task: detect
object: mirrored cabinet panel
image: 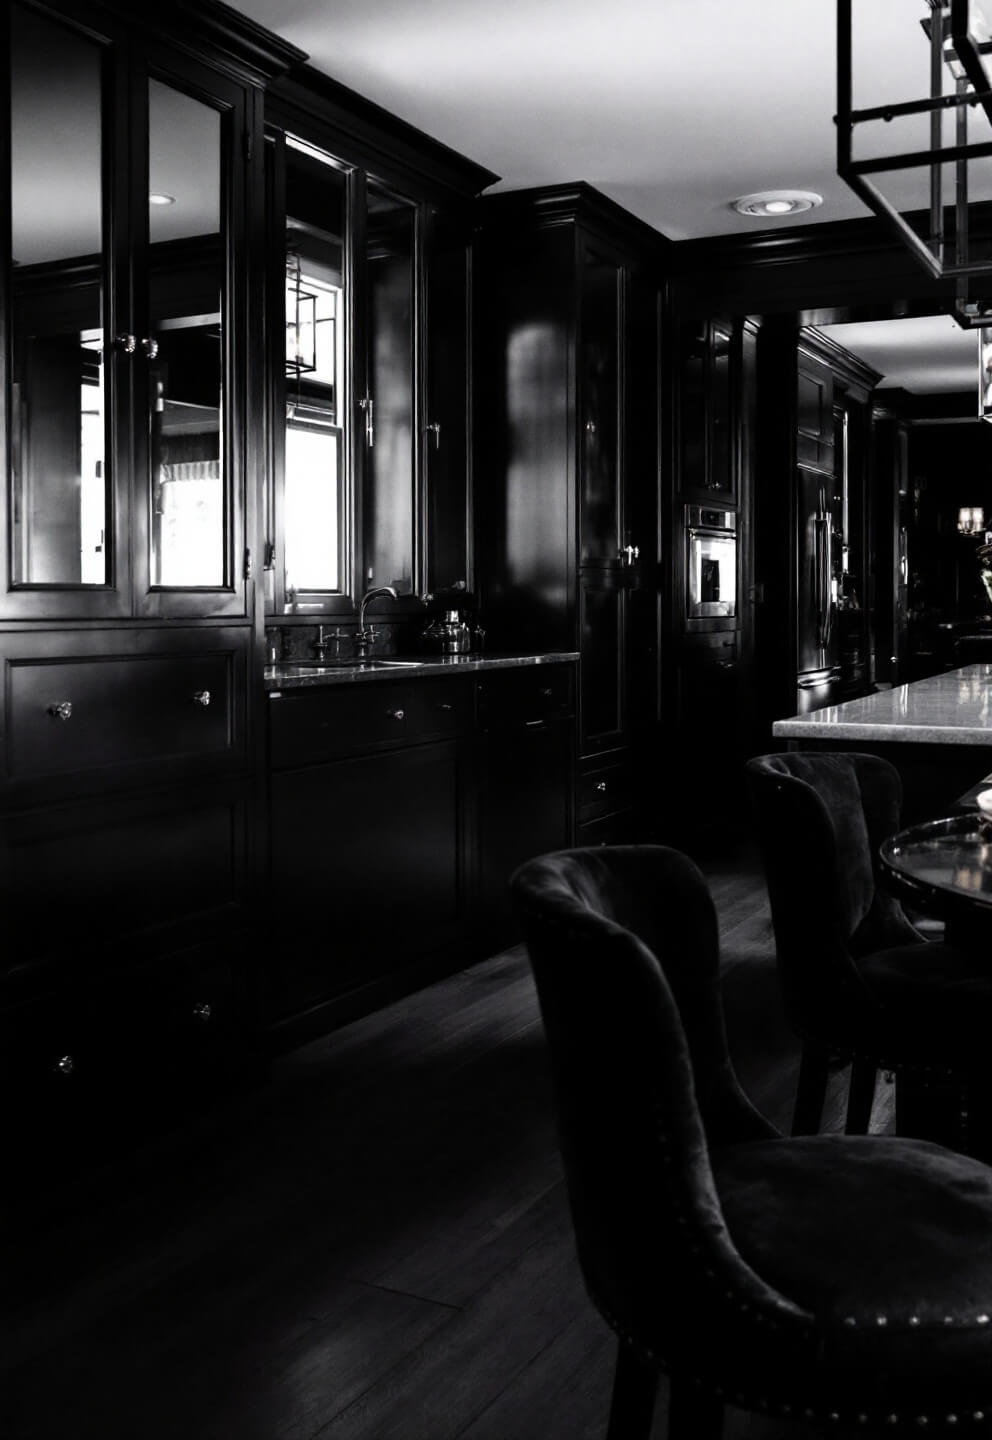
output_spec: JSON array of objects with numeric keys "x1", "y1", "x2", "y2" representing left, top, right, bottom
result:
[
  {"x1": 363, "y1": 184, "x2": 416, "y2": 596},
  {"x1": 135, "y1": 56, "x2": 246, "y2": 617},
  {"x1": 147, "y1": 80, "x2": 225, "y2": 591},
  {"x1": 275, "y1": 137, "x2": 349, "y2": 611},
  {"x1": 8, "y1": 4, "x2": 117, "y2": 608},
  {"x1": 4, "y1": 2, "x2": 250, "y2": 619}
]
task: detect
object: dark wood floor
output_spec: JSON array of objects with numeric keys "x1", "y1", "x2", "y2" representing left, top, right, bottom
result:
[{"x1": 2, "y1": 846, "x2": 892, "y2": 1440}]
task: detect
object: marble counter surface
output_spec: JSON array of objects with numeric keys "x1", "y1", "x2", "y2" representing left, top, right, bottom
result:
[
  {"x1": 772, "y1": 665, "x2": 992, "y2": 745},
  {"x1": 264, "y1": 650, "x2": 579, "y2": 691}
]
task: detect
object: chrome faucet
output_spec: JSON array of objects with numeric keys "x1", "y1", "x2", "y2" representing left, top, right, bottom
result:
[{"x1": 356, "y1": 585, "x2": 398, "y2": 656}]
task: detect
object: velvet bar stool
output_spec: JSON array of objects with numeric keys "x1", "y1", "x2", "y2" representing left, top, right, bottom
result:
[
  {"x1": 512, "y1": 844, "x2": 992, "y2": 1440},
  {"x1": 746, "y1": 750, "x2": 992, "y2": 1152}
]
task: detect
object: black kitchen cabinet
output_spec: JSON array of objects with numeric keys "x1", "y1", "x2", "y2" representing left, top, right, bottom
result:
[
  {"x1": 266, "y1": 673, "x2": 473, "y2": 1044},
  {"x1": 265, "y1": 660, "x2": 576, "y2": 1041},
  {"x1": 262, "y1": 74, "x2": 495, "y2": 621},
  {"x1": 4, "y1": 0, "x2": 293, "y2": 623},
  {"x1": 0, "y1": 0, "x2": 298, "y2": 1144},
  {"x1": 475, "y1": 185, "x2": 663, "y2": 844},
  {"x1": 475, "y1": 663, "x2": 576, "y2": 944}
]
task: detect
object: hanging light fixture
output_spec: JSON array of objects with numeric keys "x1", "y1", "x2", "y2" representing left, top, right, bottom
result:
[
  {"x1": 837, "y1": 0, "x2": 992, "y2": 328},
  {"x1": 285, "y1": 251, "x2": 317, "y2": 377}
]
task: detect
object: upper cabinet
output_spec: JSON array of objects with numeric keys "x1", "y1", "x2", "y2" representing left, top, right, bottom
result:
[
  {"x1": 473, "y1": 185, "x2": 664, "y2": 836},
  {"x1": 678, "y1": 317, "x2": 738, "y2": 502},
  {"x1": 263, "y1": 74, "x2": 496, "y2": 618},
  {"x1": 3, "y1": 0, "x2": 300, "y2": 621}
]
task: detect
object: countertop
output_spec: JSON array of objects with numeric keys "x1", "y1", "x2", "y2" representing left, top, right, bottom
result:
[
  {"x1": 772, "y1": 665, "x2": 992, "y2": 745},
  {"x1": 264, "y1": 650, "x2": 580, "y2": 692}
]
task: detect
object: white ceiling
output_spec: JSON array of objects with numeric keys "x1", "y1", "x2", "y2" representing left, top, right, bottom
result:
[
  {"x1": 229, "y1": 0, "x2": 982, "y2": 242},
  {"x1": 224, "y1": 0, "x2": 992, "y2": 398},
  {"x1": 817, "y1": 315, "x2": 982, "y2": 393}
]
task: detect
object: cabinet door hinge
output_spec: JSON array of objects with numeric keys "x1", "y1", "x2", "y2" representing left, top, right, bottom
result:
[{"x1": 244, "y1": 547, "x2": 253, "y2": 580}]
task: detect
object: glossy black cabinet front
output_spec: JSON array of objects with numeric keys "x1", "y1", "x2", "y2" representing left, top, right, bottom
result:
[
  {"x1": 265, "y1": 663, "x2": 575, "y2": 1047},
  {"x1": 474, "y1": 186, "x2": 663, "y2": 845}
]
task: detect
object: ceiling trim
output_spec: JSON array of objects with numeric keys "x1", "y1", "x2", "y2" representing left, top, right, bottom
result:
[
  {"x1": 475, "y1": 182, "x2": 672, "y2": 255},
  {"x1": 269, "y1": 63, "x2": 500, "y2": 202}
]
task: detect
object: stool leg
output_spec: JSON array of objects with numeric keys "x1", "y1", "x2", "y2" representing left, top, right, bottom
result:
[
  {"x1": 792, "y1": 1044, "x2": 829, "y2": 1135},
  {"x1": 845, "y1": 1060, "x2": 877, "y2": 1134},
  {"x1": 606, "y1": 1342, "x2": 660, "y2": 1440}
]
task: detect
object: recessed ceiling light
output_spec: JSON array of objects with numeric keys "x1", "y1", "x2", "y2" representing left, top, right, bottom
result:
[
  {"x1": 731, "y1": 190, "x2": 823, "y2": 218},
  {"x1": 149, "y1": 192, "x2": 176, "y2": 206}
]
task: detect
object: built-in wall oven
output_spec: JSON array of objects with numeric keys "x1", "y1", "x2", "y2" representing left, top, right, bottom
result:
[{"x1": 686, "y1": 505, "x2": 737, "y2": 625}]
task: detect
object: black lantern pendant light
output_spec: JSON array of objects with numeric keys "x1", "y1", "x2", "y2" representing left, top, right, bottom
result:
[
  {"x1": 285, "y1": 251, "x2": 317, "y2": 377},
  {"x1": 837, "y1": 0, "x2": 992, "y2": 329}
]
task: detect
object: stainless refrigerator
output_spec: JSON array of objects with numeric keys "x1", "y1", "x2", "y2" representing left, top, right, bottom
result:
[{"x1": 795, "y1": 466, "x2": 842, "y2": 713}]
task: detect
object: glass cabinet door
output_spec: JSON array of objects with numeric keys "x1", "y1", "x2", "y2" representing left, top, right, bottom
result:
[
  {"x1": 271, "y1": 136, "x2": 350, "y2": 615},
  {"x1": 135, "y1": 60, "x2": 247, "y2": 617},
  {"x1": 424, "y1": 211, "x2": 471, "y2": 595},
  {"x1": 579, "y1": 246, "x2": 622, "y2": 566},
  {"x1": 5, "y1": 2, "x2": 125, "y2": 617},
  {"x1": 363, "y1": 183, "x2": 416, "y2": 596}
]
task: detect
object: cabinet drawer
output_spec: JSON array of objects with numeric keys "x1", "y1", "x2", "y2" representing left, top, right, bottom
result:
[
  {"x1": 578, "y1": 809, "x2": 635, "y2": 847},
  {"x1": 476, "y1": 663, "x2": 575, "y2": 731},
  {"x1": 269, "y1": 675, "x2": 471, "y2": 768},
  {"x1": 579, "y1": 760, "x2": 633, "y2": 823},
  {"x1": 0, "y1": 778, "x2": 250, "y2": 965},
  {"x1": 0, "y1": 630, "x2": 248, "y2": 799}
]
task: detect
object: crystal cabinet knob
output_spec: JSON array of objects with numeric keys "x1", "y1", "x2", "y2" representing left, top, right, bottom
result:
[
  {"x1": 55, "y1": 1054, "x2": 75, "y2": 1076},
  {"x1": 192, "y1": 690, "x2": 211, "y2": 707},
  {"x1": 192, "y1": 1002, "x2": 212, "y2": 1024},
  {"x1": 48, "y1": 701, "x2": 73, "y2": 721}
]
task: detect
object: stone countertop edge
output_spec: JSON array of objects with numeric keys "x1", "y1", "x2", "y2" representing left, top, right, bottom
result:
[
  {"x1": 771, "y1": 664, "x2": 992, "y2": 746},
  {"x1": 264, "y1": 651, "x2": 580, "y2": 692}
]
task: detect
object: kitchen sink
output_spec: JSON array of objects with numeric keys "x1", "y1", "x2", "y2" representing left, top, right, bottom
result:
[{"x1": 267, "y1": 659, "x2": 425, "y2": 677}]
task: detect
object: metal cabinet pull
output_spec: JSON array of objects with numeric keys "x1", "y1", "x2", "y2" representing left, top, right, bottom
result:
[
  {"x1": 387, "y1": 708, "x2": 405, "y2": 721},
  {"x1": 359, "y1": 394, "x2": 375, "y2": 447},
  {"x1": 142, "y1": 337, "x2": 159, "y2": 360},
  {"x1": 438, "y1": 702, "x2": 453, "y2": 711},
  {"x1": 55, "y1": 1054, "x2": 75, "y2": 1077},
  {"x1": 621, "y1": 543, "x2": 640, "y2": 566},
  {"x1": 192, "y1": 690, "x2": 211, "y2": 707},
  {"x1": 48, "y1": 701, "x2": 73, "y2": 721},
  {"x1": 426, "y1": 421, "x2": 441, "y2": 450}
]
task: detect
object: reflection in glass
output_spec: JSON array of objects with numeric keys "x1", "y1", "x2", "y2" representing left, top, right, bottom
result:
[
  {"x1": 580, "y1": 248, "x2": 620, "y2": 562},
  {"x1": 365, "y1": 184, "x2": 415, "y2": 595},
  {"x1": 148, "y1": 80, "x2": 224, "y2": 588},
  {"x1": 282, "y1": 140, "x2": 346, "y2": 602},
  {"x1": 9, "y1": 5, "x2": 108, "y2": 586}
]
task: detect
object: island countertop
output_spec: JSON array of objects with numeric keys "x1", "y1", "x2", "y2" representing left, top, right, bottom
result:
[{"x1": 772, "y1": 665, "x2": 992, "y2": 746}]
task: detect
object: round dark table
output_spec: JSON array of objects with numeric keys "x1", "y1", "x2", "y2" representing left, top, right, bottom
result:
[{"x1": 880, "y1": 812, "x2": 992, "y2": 924}]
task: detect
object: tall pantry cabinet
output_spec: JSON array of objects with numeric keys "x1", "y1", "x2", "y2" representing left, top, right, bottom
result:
[
  {"x1": 1, "y1": 0, "x2": 301, "y2": 1151},
  {"x1": 474, "y1": 185, "x2": 664, "y2": 845}
]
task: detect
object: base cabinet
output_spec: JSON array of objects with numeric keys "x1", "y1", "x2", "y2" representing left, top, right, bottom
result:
[
  {"x1": 268, "y1": 739, "x2": 464, "y2": 1034},
  {"x1": 265, "y1": 661, "x2": 576, "y2": 1042}
]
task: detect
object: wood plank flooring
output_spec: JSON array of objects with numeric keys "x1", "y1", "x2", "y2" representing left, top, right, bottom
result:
[{"x1": 2, "y1": 847, "x2": 891, "y2": 1440}]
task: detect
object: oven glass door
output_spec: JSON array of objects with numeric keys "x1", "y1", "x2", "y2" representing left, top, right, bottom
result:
[{"x1": 688, "y1": 529, "x2": 737, "y2": 618}]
